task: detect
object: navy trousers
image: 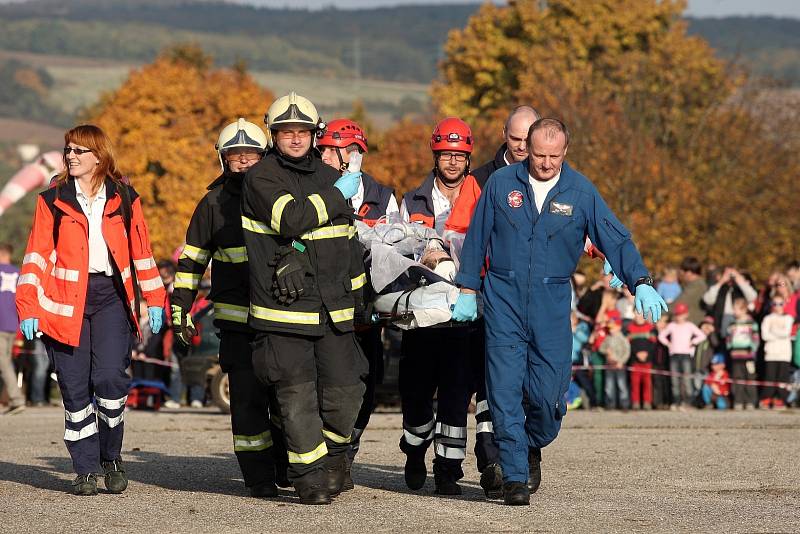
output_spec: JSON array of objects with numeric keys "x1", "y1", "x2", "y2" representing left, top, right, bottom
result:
[{"x1": 45, "y1": 273, "x2": 132, "y2": 475}]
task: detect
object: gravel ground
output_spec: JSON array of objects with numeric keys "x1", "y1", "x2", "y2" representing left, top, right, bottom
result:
[{"x1": 0, "y1": 406, "x2": 798, "y2": 533}]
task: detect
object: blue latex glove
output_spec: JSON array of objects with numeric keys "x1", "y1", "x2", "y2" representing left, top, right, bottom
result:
[
  {"x1": 603, "y1": 259, "x2": 624, "y2": 289},
  {"x1": 333, "y1": 171, "x2": 362, "y2": 200},
  {"x1": 634, "y1": 285, "x2": 668, "y2": 323},
  {"x1": 20, "y1": 318, "x2": 38, "y2": 341},
  {"x1": 148, "y1": 306, "x2": 164, "y2": 335},
  {"x1": 451, "y1": 292, "x2": 478, "y2": 322}
]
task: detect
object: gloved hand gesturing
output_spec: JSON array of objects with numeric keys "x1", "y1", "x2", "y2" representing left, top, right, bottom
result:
[
  {"x1": 20, "y1": 318, "x2": 38, "y2": 341},
  {"x1": 634, "y1": 285, "x2": 668, "y2": 323},
  {"x1": 149, "y1": 306, "x2": 164, "y2": 335},
  {"x1": 603, "y1": 259, "x2": 624, "y2": 289},
  {"x1": 451, "y1": 291, "x2": 478, "y2": 322},
  {"x1": 170, "y1": 305, "x2": 196, "y2": 345},
  {"x1": 333, "y1": 171, "x2": 362, "y2": 200},
  {"x1": 269, "y1": 245, "x2": 312, "y2": 305}
]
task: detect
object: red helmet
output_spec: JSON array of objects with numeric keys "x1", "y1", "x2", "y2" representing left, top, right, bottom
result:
[
  {"x1": 317, "y1": 119, "x2": 368, "y2": 153},
  {"x1": 430, "y1": 117, "x2": 473, "y2": 153}
]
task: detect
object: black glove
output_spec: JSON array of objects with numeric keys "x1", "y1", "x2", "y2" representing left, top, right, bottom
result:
[
  {"x1": 171, "y1": 304, "x2": 197, "y2": 346},
  {"x1": 269, "y1": 245, "x2": 312, "y2": 305}
]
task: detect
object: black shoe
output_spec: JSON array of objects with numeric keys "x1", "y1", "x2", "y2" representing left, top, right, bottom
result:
[
  {"x1": 295, "y1": 484, "x2": 331, "y2": 505},
  {"x1": 275, "y1": 462, "x2": 291, "y2": 488},
  {"x1": 480, "y1": 463, "x2": 503, "y2": 498},
  {"x1": 434, "y1": 474, "x2": 462, "y2": 496},
  {"x1": 324, "y1": 454, "x2": 347, "y2": 496},
  {"x1": 249, "y1": 481, "x2": 279, "y2": 498},
  {"x1": 101, "y1": 459, "x2": 128, "y2": 494},
  {"x1": 404, "y1": 454, "x2": 427, "y2": 490},
  {"x1": 503, "y1": 482, "x2": 530, "y2": 506},
  {"x1": 528, "y1": 448, "x2": 542, "y2": 493},
  {"x1": 341, "y1": 455, "x2": 354, "y2": 492},
  {"x1": 72, "y1": 473, "x2": 98, "y2": 496}
]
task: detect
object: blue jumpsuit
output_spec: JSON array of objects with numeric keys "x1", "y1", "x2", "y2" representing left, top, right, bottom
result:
[{"x1": 455, "y1": 160, "x2": 649, "y2": 483}]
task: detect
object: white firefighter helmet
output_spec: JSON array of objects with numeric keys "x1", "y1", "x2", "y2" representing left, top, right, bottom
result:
[
  {"x1": 265, "y1": 91, "x2": 321, "y2": 131},
  {"x1": 215, "y1": 118, "x2": 270, "y2": 171}
]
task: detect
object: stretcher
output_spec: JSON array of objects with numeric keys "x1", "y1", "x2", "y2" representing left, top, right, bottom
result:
[{"x1": 354, "y1": 218, "x2": 474, "y2": 329}]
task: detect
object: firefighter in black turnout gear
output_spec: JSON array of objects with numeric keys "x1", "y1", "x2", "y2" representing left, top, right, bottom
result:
[
  {"x1": 171, "y1": 118, "x2": 288, "y2": 498},
  {"x1": 317, "y1": 118, "x2": 399, "y2": 491},
  {"x1": 241, "y1": 92, "x2": 368, "y2": 505}
]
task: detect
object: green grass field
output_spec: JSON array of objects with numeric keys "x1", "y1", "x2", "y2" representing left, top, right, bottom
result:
[{"x1": 5, "y1": 51, "x2": 430, "y2": 127}]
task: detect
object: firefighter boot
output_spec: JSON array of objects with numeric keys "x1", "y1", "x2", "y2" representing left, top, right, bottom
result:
[
  {"x1": 480, "y1": 463, "x2": 503, "y2": 499},
  {"x1": 294, "y1": 473, "x2": 331, "y2": 505},
  {"x1": 72, "y1": 474, "x2": 98, "y2": 496},
  {"x1": 101, "y1": 459, "x2": 128, "y2": 494},
  {"x1": 528, "y1": 448, "x2": 542, "y2": 493},
  {"x1": 434, "y1": 473, "x2": 462, "y2": 496},
  {"x1": 341, "y1": 452, "x2": 354, "y2": 492},
  {"x1": 503, "y1": 482, "x2": 530, "y2": 506},
  {"x1": 250, "y1": 481, "x2": 279, "y2": 498},
  {"x1": 404, "y1": 452, "x2": 427, "y2": 490},
  {"x1": 324, "y1": 454, "x2": 347, "y2": 496}
]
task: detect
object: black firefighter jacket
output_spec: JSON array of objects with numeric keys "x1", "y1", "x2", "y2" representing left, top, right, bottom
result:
[
  {"x1": 241, "y1": 149, "x2": 366, "y2": 336},
  {"x1": 172, "y1": 170, "x2": 253, "y2": 333}
]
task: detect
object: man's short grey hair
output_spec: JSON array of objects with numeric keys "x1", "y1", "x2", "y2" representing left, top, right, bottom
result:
[
  {"x1": 504, "y1": 105, "x2": 541, "y2": 131},
  {"x1": 527, "y1": 118, "x2": 570, "y2": 148}
]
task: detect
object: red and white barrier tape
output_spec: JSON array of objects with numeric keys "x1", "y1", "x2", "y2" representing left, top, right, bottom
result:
[{"x1": 572, "y1": 364, "x2": 798, "y2": 390}]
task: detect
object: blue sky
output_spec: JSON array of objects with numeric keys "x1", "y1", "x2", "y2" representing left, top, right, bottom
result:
[{"x1": 236, "y1": 0, "x2": 800, "y2": 18}]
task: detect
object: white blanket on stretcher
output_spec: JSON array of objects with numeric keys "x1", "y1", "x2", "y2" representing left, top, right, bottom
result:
[{"x1": 373, "y1": 281, "x2": 460, "y2": 330}]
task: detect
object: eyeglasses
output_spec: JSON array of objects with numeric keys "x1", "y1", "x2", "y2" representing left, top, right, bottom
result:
[
  {"x1": 772, "y1": 301, "x2": 785, "y2": 307},
  {"x1": 437, "y1": 152, "x2": 468, "y2": 162},
  {"x1": 224, "y1": 152, "x2": 261, "y2": 162},
  {"x1": 63, "y1": 146, "x2": 93, "y2": 156},
  {"x1": 276, "y1": 130, "x2": 312, "y2": 140}
]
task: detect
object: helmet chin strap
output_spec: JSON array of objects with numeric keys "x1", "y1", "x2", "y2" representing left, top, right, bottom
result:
[{"x1": 336, "y1": 147, "x2": 347, "y2": 173}]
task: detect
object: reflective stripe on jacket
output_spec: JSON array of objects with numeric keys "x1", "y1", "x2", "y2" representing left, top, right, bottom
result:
[
  {"x1": 171, "y1": 171, "x2": 253, "y2": 333},
  {"x1": 241, "y1": 149, "x2": 365, "y2": 336},
  {"x1": 16, "y1": 178, "x2": 166, "y2": 347}
]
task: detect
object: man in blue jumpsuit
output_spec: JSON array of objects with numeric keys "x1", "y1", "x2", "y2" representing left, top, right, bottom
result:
[{"x1": 452, "y1": 118, "x2": 666, "y2": 505}]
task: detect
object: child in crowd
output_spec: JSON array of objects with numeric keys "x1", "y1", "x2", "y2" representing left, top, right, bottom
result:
[
  {"x1": 570, "y1": 311, "x2": 595, "y2": 408},
  {"x1": 652, "y1": 314, "x2": 671, "y2": 408},
  {"x1": 600, "y1": 310, "x2": 630, "y2": 410},
  {"x1": 692, "y1": 316, "x2": 718, "y2": 401},
  {"x1": 726, "y1": 297, "x2": 760, "y2": 409},
  {"x1": 759, "y1": 296, "x2": 794, "y2": 409},
  {"x1": 627, "y1": 312, "x2": 658, "y2": 409},
  {"x1": 658, "y1": 302, "x2": 707, "y2": 409},
  {"x1": 656, "y1": 266, "x2": 682, "y2": 304},
  {"x1": 702, "y1": 354, "x2": 730, "y2": 409}
]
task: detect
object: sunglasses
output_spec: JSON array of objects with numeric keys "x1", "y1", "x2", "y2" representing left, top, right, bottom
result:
[{"x1": 63, "y1": 146, "x2": 93, "y2": 156}]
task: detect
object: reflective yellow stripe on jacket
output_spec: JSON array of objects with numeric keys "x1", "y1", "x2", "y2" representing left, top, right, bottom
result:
[{"x1": 214, "y1": 302, "x2": 249, "y2": 324}]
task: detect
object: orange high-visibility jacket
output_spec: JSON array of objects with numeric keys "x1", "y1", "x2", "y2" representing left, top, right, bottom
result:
[{"x1": 16, "y1": 178, "x2": 166, "y2": 347}]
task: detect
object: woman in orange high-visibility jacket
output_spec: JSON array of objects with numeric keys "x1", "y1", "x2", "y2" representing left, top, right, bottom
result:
[{"x1": 16, "y1": 124, "x2": 166, "y2": 496}]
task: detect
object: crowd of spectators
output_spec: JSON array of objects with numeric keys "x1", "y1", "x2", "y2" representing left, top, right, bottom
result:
[
  {"x1": 3, "y1": 246, "x2": 799, "y2": 413},
  {"x1": 568, "y1": 257, "x2": 800, "y2": 411}
]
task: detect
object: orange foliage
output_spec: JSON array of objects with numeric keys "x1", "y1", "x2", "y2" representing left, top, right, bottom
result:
[{"x1": 90, "y1": 45, "x2": 273, "y2": 259}]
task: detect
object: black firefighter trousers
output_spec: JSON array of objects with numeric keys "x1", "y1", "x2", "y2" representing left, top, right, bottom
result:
[
  {"x1": 399, "y1": 326, "x2": 474, "y2": 481},
  {"x1": 252, "y1": 323, "x2": 367, "y2": 487},
  {"x1": 219, "y1": 330, "x2": 287, "y2": 488}
]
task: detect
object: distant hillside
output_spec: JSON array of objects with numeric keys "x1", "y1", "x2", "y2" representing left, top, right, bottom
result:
[
  {"x1": 1, "y1": 1, "x2": 800, "y2": 95},
  {"x1": 687, "y1": 16, "x2": 800, "y2": 85},
  {"x1": 0, "y1": 0, "x2": 477, "y2": 83}
]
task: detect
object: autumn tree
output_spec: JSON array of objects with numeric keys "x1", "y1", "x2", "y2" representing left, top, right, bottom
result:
[
  {"x1": 90, "y1": 44, "x2": 273, "y2": 259},
  {"x1": 433, "y1": 0, "x2": 800, "y2": 276},
  {"x1": 367, "y1": 118, "x2": 435, "y2": 200}
]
